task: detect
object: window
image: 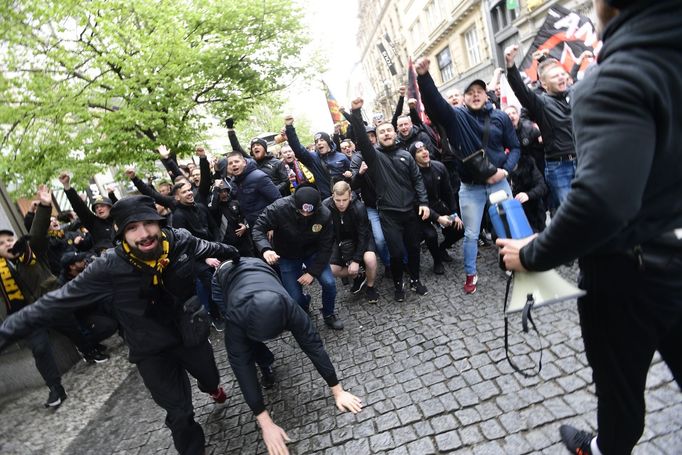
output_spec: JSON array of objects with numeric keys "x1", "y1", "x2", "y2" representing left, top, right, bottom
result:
[
  {"x1": 437, "y1": 46, "x2": 454, "y2": 82},
  {"x1": 490, "y1": 1, "x2": 518, "y2": 34},
  {"x1": 426, "y1": 1, "x2": 437, "y2": 30},
  {"x1": 464, "y1": 27, "x2": 482, "y2": 66}
]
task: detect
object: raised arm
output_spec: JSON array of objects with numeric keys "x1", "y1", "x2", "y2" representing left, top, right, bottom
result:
[
  {"x1": 391, "y1": 86, "x2": 406, "y2": 129},
  {"x1": 348, "y1": 98, "x2": 378, "y2": 168},
  {"x1": 504, "y1": 45, "x2": 545, "y2": 120},
  {"x1": 284, "y1": 115, "x2": 315, "y2": 168},
  {"x1": 59, "y1": 173, "x2": 97, "y2": 230}
]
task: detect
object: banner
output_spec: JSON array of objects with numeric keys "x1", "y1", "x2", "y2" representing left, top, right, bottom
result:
[
  {"x1": 321, "y1": 80, "x2": 346, "y2": 133},
  {"x1": 377, "y1": 42, "x2": 397, "y2": 76},
  {"x1": 519, "y1": 5, "x2": 601, "y2": 81}
]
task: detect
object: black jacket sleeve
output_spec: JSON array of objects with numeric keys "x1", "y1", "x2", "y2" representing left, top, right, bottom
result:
[
  {"x1": 64, "y1": 187, "x2": 97, "y2": 232},
  {"x1": 349, "y1": 108, "x2": 378, "y2": 169},
  {"x1": 161, "y1": 156, "x2": 183, "y2": 181},
  {"x1": 306, "y1": 220, "x2": 334, "y2": 277},
  {"x1": 285, "y1": 125, "x2": 315, "y2": 169},
  {"x1": 506, "y1": 64, "x2": 546, "y2": 124},
  {"x1": 287, "y1": 303, "x2": 338, "y2": 387},
  {"x1": 409, "y1": 159, "x2": 428, "y2": 206},
  {"x1": 352, "y1": 202, "x2": 370, "y2": 262},
  {"x1": 391, "y1": 96, "x2": 404, "y2": 129},
  {"x1": 225, "y1": 327, "x2": 267, "y2": 415},
  {"x1": 273, "y1": 161, "x2": 291, "y2": 196},
  {"x1": 132, "y1": 177, "x2": 176, "y2": 209},
  {"x1": 227, "y1": 129, "x2": 248, "y2": 157},
  {"x1": 251, "y1": 205, "x2": 277, "y2": 254}
]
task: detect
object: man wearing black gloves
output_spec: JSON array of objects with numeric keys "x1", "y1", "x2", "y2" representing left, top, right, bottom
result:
[
  {"x1": 252, "y1": 186, "x2": 343, "y2": 330},
  {"x1": 498, "y1": 1, "x2": 682, "y2": 454},
  {"x1": 212, "y1": 257, "x2": 361, "y2": 455},
  {"x1": 410, "y1": 142, "x2": 464, "y2": 275},
  {"x1": 346, "y1": 97, "x2": 431, "y2": 302},
  {"x1": 0, "y1": 196, "x2": 240, "y2": 455}
]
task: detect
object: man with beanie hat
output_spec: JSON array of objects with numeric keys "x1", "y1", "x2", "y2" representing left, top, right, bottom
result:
[
  {"x1": 498, "y1": 1, "x2": 682, "y2": 453},
  {"x1": 283, "y1": 116, "x2": 350, "y2": 199},
  {"x1": 252, "y1": 186, "x2": 344, "y2": 330},
  {"x1": 58, "y1": 173, "x2": 115, "y2": 253},
  {"x1": 0, "y1": 195, "x2": 241, "y2": 454},
  {"x1": 212, "y1": 257, "x2": 362, "y2": 454}
]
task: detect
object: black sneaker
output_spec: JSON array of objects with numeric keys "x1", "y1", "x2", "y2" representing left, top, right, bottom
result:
[
  {"x1": 383, "y1": 266, "x2": 392, "y2": 280},
  {"x1": 394, "y1": 281, "x2": 405, "y2": 302},
  {"x1": 433, "y1": 261, "x2": 445, "y2": 275},
  {"x1": 94, "y1": 343, "x2": 107, "y2": 354},
  {"x1": 559, "y1": 424, "x2": 594, "y2": 455},
  {"x1": 45, "y1": 384, "x2": 67, "y2": 408},
  {"x1": 365, "y1": 286, "x2": 379, "y2": 303},
  {"x1": 83, "y1": 349, "x2": 109, "y2": 364},
  {"x1": 350, "y1": 274, "x2": 367, "y2": 294},
  {"x1": 260, "y1": 365, "x2": 276, "y2": 389},
  {"x1": 410, "y1": 279, "x2": 428, "y2": 296},
  {"x1": 211, "y1": 319, "x2": 225, "y2": 332},
  {"x1": 323, "y1": 314, "x2": 344, "y2": 330}
]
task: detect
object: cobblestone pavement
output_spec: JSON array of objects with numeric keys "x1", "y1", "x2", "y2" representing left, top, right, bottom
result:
[{"x1": 1, "y1": 246, "x2": 680, "y2": 454}]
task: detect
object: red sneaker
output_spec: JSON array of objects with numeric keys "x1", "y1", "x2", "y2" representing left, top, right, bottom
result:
[
  {"x1": 209, "y1": 387, "x2": 227, "y2": 404},
  {"x1": 463, "y1": 274, "x2": 478, "y2": 294}
]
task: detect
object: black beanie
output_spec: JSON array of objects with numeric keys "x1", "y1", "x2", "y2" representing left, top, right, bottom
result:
[
  {"x1": 313, "y1": 132, "x2": 333, "y2": 149},
  {"x1": 293, "y1": 186, "x2": 320, "y2": 214},
  {"x1": 250, "y1": 138, "x2": 268, "y2": 153},
  {"x1": 408, "y1": 141, "x2": 427, "y2": 157}
]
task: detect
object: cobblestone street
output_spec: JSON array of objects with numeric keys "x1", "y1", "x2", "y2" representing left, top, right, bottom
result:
[{"x1": 1, "y1": 247, "x2": 680, "y2": 454}]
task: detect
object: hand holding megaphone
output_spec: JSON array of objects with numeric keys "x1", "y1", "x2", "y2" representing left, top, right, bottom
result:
[{"x1": 496, "y1": 235, "x2": 537, "y2": 272}]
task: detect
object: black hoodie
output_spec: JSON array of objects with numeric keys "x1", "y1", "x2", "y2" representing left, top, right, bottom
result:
[{"x1": 521, "y1": 0, "x2": 682, "y2": 270}]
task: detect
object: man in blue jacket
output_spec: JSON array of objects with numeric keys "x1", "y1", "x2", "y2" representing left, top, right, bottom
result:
[
  {"x1": 415, "y1": 61, "x2": 520, "y2": 295},
  {"x1": 227, "y1": 151, "x2": 281, "y2": 228}
]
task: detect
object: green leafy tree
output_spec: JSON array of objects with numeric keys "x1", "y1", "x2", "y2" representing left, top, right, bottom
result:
[{"x1": 0, "y1": 0, "x2": 309, "y2": 195}]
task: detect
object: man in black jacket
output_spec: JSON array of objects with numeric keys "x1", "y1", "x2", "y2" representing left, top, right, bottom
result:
[
  {"x1": 212, "y1": 257, "x2": 362, "y2": 455},
  {"x1": 505, "y1": 44, "x2": 577, "y2": 210},
  {"x1": 410, "y1": 142, "x2": 464, "y2": 275},
  {"x1": 0, "y1": 196, "x2": 240, "y2": 455},
  {"x1": 347, "y1": 98, "x2": 430, "y2": 302},
  {"x1": 252, "y1": 187, "x2": 343, "y2": 330},
  {"x1": 58, "y1": 173, "x2": 115, "y2": 254},
  {"x1": 498, "y1": 1, "x2": 682, "y2": 453},
  {"x1": 324, "y1": 181, "x2": 379, "y2": 303}
]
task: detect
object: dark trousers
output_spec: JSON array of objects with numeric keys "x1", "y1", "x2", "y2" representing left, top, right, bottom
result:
[
  {"x1": 380, "y1": 210, "x2": 422, "y2": 285},
  {"x1": 26, "y1": 328, "x2": 61, "y2": 388},
  {"x1": 578, "y1": 252, "x2": 682, "y2": 454},
  {"x1": 136, "y1": 340, "x2": 220, "y2": 455},
  {"x1": 421, "y1": 220, "x2": 463, "y2": 262}
]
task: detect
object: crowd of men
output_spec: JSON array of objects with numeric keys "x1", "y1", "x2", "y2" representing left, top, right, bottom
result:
[{"x1": 0, "y1": 1, "x2": 680, "y2": 454}]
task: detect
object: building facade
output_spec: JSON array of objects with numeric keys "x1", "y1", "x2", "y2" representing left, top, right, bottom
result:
[{"x1": 357, "y1": 0, "x2": 594, "y2": 114}]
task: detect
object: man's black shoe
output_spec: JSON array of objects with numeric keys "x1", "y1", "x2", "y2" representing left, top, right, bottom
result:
[
  {"x1": 83, "y1": 349, "x2": 109, "y2": 364},
  {"x1": 45, "y1": 384, "x2": 67, "y2": 408},
  {"x1": 410, "y1": 279, "x2": 428, "y2": 296},
  {"x1": 433, "y1": 261, "x2": 445, "y2": 275},
  {"x1": 211, "y1": 319, "x2": 225, "y2": 332},
  {"x1": 394, "y1": 281, "x2": 405, "y2": 302},
  {"x1": 559, "y1": 424, "x2": 594, "y2": 454},
  {"x1": 323, "y1": 314, "x2": 344, "y2": 330},
  {"x1": 350, "y1": 273, "x2": 367, "y2": 294},
  {"x1": 365, "y1": 286, "x2": 379, "y2": 303},
  {"x1": 260, "y1": 365, "x2": 276, "y2": 389},
  {"x1": 94, "y1": 343, "x2": 107, "y2": 354}
]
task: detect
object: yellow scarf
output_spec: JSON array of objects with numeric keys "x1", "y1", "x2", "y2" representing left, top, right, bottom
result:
[
  {"x1": 121, "y1": 232, "x2": 170, "y2": 286},
  {"x1": 0, "y1": 251, "x2": 36, "y2": 311}
]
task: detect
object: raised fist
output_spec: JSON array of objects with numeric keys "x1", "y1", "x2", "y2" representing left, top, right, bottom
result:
[
  {"x1": 125, "y1": 167, "x2": 136, "y2": 179},
  {"x1": 407, "y1": 98, "x2": 417, "y2": 108},
  {"x1": 225, "y1": 117, "x2": 234, "y2": 129},
  {"x1": 195, "y1": 146, "x2": 206, "y2": 158},
  {"x1": 399, "y1": 85, "x2": 406, "y2": 97},
  {"x1": 284, "y1": 114, "x2": 294, "y2": 126},
  {"x1": 351, "y1": 97, "x2": 363, "y2": 110},
  {"x1": 414, "y1": 57, "x2": 430, "y2": 75},
  {"x1": 504, "y1": 45, "x2": 519, "y2": 67},
  {"x1": 58, "y1": 172, "x2": 71, "y2": 187}
]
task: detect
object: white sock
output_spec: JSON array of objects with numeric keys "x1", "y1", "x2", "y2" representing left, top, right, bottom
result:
[{"x1": 591, "y1": 437, "x2": 603, "y2": 455}]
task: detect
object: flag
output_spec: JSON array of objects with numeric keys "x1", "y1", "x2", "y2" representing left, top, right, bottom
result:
[
  {"x1": 322, "y1": 80, "x2": 346, "y2": 133},
  {"x1": 499, "y1": 74, "x2": 521, "y2": 111},
  {"x1": 506, "y1": 0, "x2": 519, "y2": 9},
  {"x1": 407, "y1": 58, "x2": 426, "y2": 123},
  {"x1": 519, "y1": 5, "x2": 601, "y2": 81}
]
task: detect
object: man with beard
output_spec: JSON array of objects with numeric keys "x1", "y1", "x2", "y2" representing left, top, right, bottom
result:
[
  {"x1": 58, "y1": 173, "x2": 115, "y2": 254},
  {"x1": 346, "y1": 98, "x2": 431, "y2": 302},
  {"x1": 0, "y1": 195, "x2": 240, "y2": 454},
  {"x1": 498, "y1": 0, "x2": 682, "y2": 453}
]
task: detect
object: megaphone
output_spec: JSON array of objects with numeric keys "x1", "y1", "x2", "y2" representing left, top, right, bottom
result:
[
  {"x1": 488, "y1": 190, "x2": 585, "y2": 314},
  {"x1": 488, "y1": 190, "x2": 585, "y2": 376}
]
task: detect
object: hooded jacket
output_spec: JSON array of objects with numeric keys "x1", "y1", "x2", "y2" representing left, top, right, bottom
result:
[
  {"x1": 252, "y1": 196, "x2": 334, "y2": 277},
  {"x1": 520, "y1": 0, "x2": 682, "y2": 270},
  {"x1": 285, "y1": 125, "x2": 350, "y2": 199},
  {"x1": 0, "y1": 228, "x2": 237, "y2": 362},
  {"x1": 230, "y1": 160, "x2": 281, "y2": 227},
  {"x1": 347, "y1": 110, "x2": 428, "y2": 213},
  {"x1": 322, "y1": 196, "x2": 372, "y2": 263},
  {"x1": 215, "y1": 257, "x2": 338, "y2": 415}
]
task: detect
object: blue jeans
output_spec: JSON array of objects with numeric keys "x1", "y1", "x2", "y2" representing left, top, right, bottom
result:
[
  {"x1": 367, "y1": 207, "x2": 390, "y2": 266},
  {"x1": 278, "y1": 254, "x2": 337, "y2": 317},
  {"x1": 459, "y1": 179, "x2": 512, "y2": 275},
  {"x1": 545, "y1": 159, "x2": 576, "y2": 208}
]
